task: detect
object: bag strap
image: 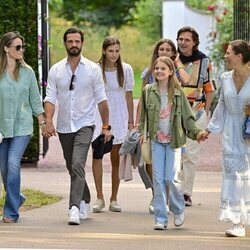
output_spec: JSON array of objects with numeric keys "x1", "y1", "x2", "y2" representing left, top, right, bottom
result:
[{"x1": 144, "y1": 86, "x2": 148, "y2": 138}]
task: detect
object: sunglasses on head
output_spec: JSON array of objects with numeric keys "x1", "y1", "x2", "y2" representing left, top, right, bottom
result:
[
  {"x1": 69, "y1": 74, "x2": 76, "y2": 90},
  {"x1": 8, "y1": 45, "x2": 26, "y2": 51}
]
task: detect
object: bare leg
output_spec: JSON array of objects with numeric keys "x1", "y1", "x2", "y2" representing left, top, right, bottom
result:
[
  {"x1": 92, "y1": 158, "x2": 104, "y2": 199},
  {"x1": 110, "y1": 144, "x2": 121, "y2": 201}
]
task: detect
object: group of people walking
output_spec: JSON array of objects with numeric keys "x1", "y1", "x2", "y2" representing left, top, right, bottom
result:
[{"x1": 0, "y1": 25, "x2": 249, "y2": 238}]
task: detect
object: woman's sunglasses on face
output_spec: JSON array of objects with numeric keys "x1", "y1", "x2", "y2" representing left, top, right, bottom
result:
[{"x1": 8, "y1": 45, "x2": 26, "y2": 51}]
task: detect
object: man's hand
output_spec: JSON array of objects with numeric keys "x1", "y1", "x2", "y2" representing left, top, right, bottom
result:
[
  {"x1": 102, "y1": 128, "x2": 113, "y2": 143},
  {"x1": 42, "y1": 121, "x2": 56, "y2": 138}
]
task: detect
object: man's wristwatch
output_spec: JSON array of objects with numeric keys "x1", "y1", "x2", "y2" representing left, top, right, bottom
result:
[
  {"x1": 39, "y1": 120, "x2": 46, "y2": 128},
  {"x1": 102, "y1": 124, "x2": 111, "y2": 131}
]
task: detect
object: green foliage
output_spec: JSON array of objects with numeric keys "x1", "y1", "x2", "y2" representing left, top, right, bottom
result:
[
  {"x1": 0, "y1": 188, "x2": 61, "y2": 215},
  {"x1": 186, "y1": 0, "x2": 216, "y2": 11},
  {"x1": 208, "y1": 1, "x2": 233, "y2": 68},
  {"x1": 132, "y1": 0, "x2": 162, "y2": 43},
  {"x1": 49, "y1": 15, "x2": 155, "y2": 99},
  {"x1": 58, "y1": 0, "x2": 140, "y2": 31},
  {"x1": 0, "y1": 1, "x2": 40, "y2": 162},
  {"x1": 186, "y1": 0, "x2": 233, "y2": 67}
]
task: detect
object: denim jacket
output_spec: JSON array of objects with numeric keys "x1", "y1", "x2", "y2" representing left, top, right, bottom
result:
[{"x1": 139, "y1": 83, "x2": 202, "y2": 148}]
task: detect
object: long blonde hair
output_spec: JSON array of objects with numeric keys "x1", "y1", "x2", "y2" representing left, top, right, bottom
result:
[
  {"x1": 153, "y1": 56, "x2": 181, "y2": 103},
  {"x1": 0, "y1": 31, "x2": 28, "y2": 80}
]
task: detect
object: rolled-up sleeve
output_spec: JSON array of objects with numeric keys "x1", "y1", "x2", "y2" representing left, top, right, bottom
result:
[{"x1": 93, "y1": 66, "x2": 107, "y2": 105}]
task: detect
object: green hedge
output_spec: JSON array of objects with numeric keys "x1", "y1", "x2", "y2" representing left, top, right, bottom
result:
[{"x1": 0, "y1": 1, "x2": 40, "y2": 163}]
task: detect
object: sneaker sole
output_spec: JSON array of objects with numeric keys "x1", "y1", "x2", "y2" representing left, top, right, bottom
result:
[
  {"x1": 154, "y1": 226, "x2": 167, "y2": 230},
  {"x1": 68, "y1": 219, "x2": 80, "y2": 225},
  {"x1": 92, "y1": 207, "x2": 105, "y2": 213},
  {"x1": 109, "y1": 207, "x2": 122, "y2": 212},
  {"x1": 174, "y1": 221, "x2": 184, "y2": 227},
  {"x1": 225, "y1": 231, "x2": 245, "y2": 237}
]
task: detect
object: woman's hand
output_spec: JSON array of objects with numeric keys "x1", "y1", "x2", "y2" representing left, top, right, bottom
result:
[{"x1": 244, "y1": 104, "x2": 250, "y2": 116}]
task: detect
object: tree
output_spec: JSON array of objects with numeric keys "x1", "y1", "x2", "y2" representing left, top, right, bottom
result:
[
  {"x1": 58, "y1": 0, "x2": 140, "y2": 30},
  {"x1": 0, "y1": 0, "x2": 40, "y2": 163},
  {"x1": 132, "y1": 0, "x2": 162, "y2": 43}
]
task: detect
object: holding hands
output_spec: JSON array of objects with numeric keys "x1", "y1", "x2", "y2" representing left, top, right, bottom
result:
[
  {"x1": 41, "y1": 121, "x2": 56, "y2": 138},
  {"x1": 197, "y1": 129, "x2": 210, "y2": 143}
]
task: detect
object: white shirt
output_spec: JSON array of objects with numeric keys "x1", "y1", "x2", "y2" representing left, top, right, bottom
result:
[{"x1": 44, "y1": 56, "x2": 107, "y2": 133}]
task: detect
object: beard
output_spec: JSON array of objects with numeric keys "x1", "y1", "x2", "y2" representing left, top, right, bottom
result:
[{"x1": 66, "y1": 46, "x2": 82, "y2": 57}]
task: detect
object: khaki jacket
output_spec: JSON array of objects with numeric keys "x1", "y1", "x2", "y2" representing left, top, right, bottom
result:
[{"x1": 139, "y1": 83, "x2": 202, "y2": 148}]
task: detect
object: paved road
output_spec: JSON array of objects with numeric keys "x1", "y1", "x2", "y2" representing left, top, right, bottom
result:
[
  {"x1": 1, "y1": 101, "x2": 249, "y2": 249},
  {"x1": 0, "y1": 169, "x2": 249, "y2": 250}
]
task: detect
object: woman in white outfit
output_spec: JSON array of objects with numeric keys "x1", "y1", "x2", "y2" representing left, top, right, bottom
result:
[
  {"x1": 202, "y1": 40, "x2": 250, "y2": 237},
  {"x1": 92, "y1": 36, "x2": 134, "y2": 212}
]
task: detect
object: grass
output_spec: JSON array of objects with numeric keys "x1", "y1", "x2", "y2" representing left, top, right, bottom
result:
[{"x1": 0, "y1": 188, "x2": 61, "y2": 216}]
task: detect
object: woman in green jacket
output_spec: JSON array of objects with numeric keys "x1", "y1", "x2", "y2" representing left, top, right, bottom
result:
[{"x1": 140, "y1": 56, "x2": 205, "y2": 230}]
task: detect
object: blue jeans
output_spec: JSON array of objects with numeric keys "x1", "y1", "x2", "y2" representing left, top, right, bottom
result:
[
  {"x1": 0, "y1": 135, "x2": 31, "y2": 221},
  {"x1": 151, "y1": 140, "x2": 185, "y2": 225}
]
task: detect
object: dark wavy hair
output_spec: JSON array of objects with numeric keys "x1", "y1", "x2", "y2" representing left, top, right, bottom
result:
[
  {"x1": 176, "y1": 26, "x2": 200, "y2": 51},
  {"x1": 230, "y1": 39, "x2": 250, "y2": 64}
]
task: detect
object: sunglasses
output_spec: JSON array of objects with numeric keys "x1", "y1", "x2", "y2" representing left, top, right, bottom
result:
[
  {"x1": 9, "y1": 45, "x2": 26, "y2": 51},
  {"x1": 69, "y1": 74, "x2": 76, "y2": 90}
]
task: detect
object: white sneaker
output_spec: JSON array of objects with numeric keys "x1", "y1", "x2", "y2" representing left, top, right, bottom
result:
[
  {"x1": 109, "y1": 201, "x2": 122, "y2": 212},
  {"x1": 149, "y1": 198, "x2": 154, "y2": 214},
  {"x1": 92, "y1": 198, "x2": 105, "y2": 213},
  {"x1": 79, "y1": 200, "x2": 91, "y2": 220},
  {"x1": 154, "y1": 222, "x2": 167, "y2": 230},
  {"x1": 68, "y1": 205, "x2": 80, "y2": 225},
  {"x1": 174, "y1": 212, "x2": 184, "y2": 227},
  {"x1": 225, "y1": 224, "x2": 245, "y2": 237}
]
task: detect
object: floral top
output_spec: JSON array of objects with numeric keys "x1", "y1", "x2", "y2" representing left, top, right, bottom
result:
[{"x1": 157, "y1": 92, "x2": 172, "y2": 143}]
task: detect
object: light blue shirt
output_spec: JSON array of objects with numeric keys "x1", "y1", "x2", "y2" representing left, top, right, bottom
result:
[{"x1": 0, "y1": 65, "x2": 44, "y2": 138}]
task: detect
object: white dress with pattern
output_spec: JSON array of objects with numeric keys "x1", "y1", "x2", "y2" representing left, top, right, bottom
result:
[
  {"x1": 207, "y1": 71, "x2": 250, "y2": 225},
  {"x1": 93, "y1": 62, "x2": 134, "y2": 144}
]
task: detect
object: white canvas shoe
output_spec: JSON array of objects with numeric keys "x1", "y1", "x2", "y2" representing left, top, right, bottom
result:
[
  {"x1": 92, "y1": 198, "x2": 105, "y2": 213},
  {"x1": 68, "y1": 205, "x2": 80, "y2": 225},
  {"x1": 174, "y1": 212, "x2": 184, "y2": 227},
  {"x1": 225, "y1": 224, "x2": 245, "y2": 237},
  {"x1": 154, "y1": 222, "x2": 167, "y2": 230},
  {"x1": 79, "y1": 200, "x2": 91, "y2": 220}
]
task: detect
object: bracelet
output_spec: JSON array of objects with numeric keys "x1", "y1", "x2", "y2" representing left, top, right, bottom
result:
[
  {"x1": 102, "y1": 124, "x2": 111, "y2": 130},
  {"x1": 128, "y1": 121, "x2": 134, "y2": 124},
  {"x1": 176, "y1": 65, "x2": 185, "y2": 72},
  {"x1": 39, "y1": 120, "x2": 46, "y2": 129}
]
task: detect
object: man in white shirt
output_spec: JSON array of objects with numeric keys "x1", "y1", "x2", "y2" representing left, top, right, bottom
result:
[{"x1": 43, "y1": 27, "x2": 112, "y2": 225}]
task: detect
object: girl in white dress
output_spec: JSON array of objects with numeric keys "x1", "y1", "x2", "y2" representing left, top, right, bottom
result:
[
  {"x1": 92, "y1": 36, "x2": 134, "y2": 212},
  {"x1": 203, "y1": 40, "x2": 250, "y2": 237}
]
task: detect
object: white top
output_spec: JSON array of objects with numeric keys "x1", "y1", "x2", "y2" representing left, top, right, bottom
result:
[
  {"x1": 207, "y1": 71, "x2": 250, "y2": 172},
  {"x1": 44, "y1": 56, "x2": 107, "y2": 133},
  {"x1": 93, "y1": 62, "x2": 134, "y2": 144}
]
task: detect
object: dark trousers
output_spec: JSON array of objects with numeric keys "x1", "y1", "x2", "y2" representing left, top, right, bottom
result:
[{"x1": 58, "y1": 126, "x2": 94, "y2": 209}]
